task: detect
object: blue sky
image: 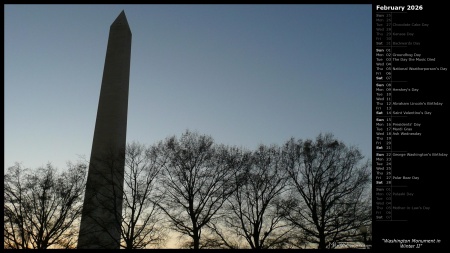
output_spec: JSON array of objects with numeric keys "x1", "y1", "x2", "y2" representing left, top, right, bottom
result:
[{"x1": 4, "y1": 4, "x2": 372, "y2": 171}]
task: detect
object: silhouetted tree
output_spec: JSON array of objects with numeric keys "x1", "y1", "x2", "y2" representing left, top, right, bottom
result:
[
  {"x1": 4, "y1": 162, "x2": 86, "y2": 249},
  {"x1": 153, "y1": 130, "x2": 241, "y2": 249},
  {"x1": 281, "y1": 133, "x2": 371, "y2": 249},
  {"x1": 76, "y1": 143, "x2": 168, "y2": 249},
  {"x1": 120, "y1": 142, "x2": 167, "y2": 249},
  {"x1": 210, "y1": 144, "x2": 294, "y2": 249}
]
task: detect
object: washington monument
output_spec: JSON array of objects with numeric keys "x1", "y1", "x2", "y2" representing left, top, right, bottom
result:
[{"x1": 78, "y1": 11, "x2": 131, "y2": 249}]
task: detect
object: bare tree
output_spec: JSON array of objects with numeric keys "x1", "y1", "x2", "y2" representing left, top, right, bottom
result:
[
  {"x1": 4, "y1": 162, "x2": 86, "y2": 249},
  {"x1": 120, "y1": 142, "x2": 167, "y2": 249},
  {"x1": 153, "y1": 130, "x2": 239, "y2": 249},
  {"x1": 210, "y1": 144, "x2": 293, "y2": 249},
  {"x1": 281, "y1": 133, "x2": 371, "y2": 249}
]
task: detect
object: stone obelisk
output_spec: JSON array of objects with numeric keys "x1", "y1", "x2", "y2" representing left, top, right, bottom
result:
[{"x1": 78, "y1": 10, "x2": 131, "y2": 249}]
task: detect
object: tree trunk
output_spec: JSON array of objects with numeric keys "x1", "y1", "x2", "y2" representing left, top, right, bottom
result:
[
  {"x1": 318, "y1": 229, "x2": 326, "y2": 249},
  {"x1": 193, "y1": 230, "x2": 200, "y2": 249},
  {"x1": 253, "y1": 223, "x2": 260, "y2": 249}
]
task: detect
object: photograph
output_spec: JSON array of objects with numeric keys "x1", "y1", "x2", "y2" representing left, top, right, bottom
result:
[{"x1": 4, "y1": 4, "x2": 372, "y2": 249}]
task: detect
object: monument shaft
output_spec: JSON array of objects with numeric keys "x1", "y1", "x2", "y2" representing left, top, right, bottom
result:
[{"x1": 78, "y1": 11, "x2": 131, "y2": 249}]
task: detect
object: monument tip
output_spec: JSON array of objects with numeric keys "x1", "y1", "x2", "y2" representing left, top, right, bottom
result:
[
  {"x1": 112, "y1": 10, "x2": 131, "y2": 31},
  {"x1": 116, "y1": 10, "x2": 127, "y2": 20}
]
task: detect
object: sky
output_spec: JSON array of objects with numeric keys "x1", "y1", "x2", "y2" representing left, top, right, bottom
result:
[{"x1": 4, "y1": 4, "x2": 372, "y2": 172}]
